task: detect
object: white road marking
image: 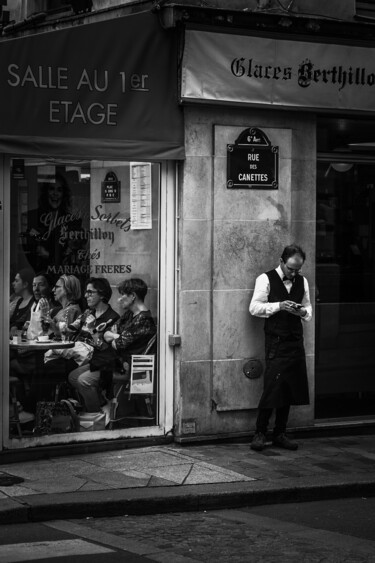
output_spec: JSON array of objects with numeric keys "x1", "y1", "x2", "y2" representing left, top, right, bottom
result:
[{"x1": 0, "y1": 538, "x2": 114, "y2": 562}]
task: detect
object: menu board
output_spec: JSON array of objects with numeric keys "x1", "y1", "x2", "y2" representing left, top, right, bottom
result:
[{"x1": 130, "y1": 163, "x2": 152, "y2": 230}]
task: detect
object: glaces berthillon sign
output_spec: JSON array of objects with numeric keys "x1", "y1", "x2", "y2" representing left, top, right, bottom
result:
[{"x1": 227, "y1": 128, "x2": 278, "y2": 190}]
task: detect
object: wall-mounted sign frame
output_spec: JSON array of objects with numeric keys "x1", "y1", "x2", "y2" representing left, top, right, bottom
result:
[
  {"x1": 227, "y1": 128, "x2": 279, "y2": 189},
  {"x1": 101, "y1": 171, "x2": 121, "y2": 202}
]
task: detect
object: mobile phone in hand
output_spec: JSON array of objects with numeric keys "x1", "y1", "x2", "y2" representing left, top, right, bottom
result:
[{"x1": 294, "y1": 303, "x2": 303, "y2": 309}]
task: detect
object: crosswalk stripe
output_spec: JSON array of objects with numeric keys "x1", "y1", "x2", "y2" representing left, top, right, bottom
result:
[{"x1": 0, "y1": 539, "x2": 114, "y2": 562}]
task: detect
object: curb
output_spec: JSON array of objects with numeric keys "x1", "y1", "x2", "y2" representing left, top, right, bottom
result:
[{"x1": 2, "y1": 476, "x2": 375, "y2": 525}]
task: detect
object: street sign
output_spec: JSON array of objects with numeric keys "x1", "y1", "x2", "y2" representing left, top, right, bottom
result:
[{"x1": 227, "y1": 127, "x2": 278, "y2": 189}]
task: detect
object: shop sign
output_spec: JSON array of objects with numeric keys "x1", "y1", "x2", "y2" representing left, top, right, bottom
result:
[
  {"x1": 0, "y1": 12, "x2": 184, "y2": 160},
  {"x1": 182, "y1": 29, "x2": 375, "y2": 112},
  {"x1": 227, "y1": 128, "x2": 278, "y2": 189}
]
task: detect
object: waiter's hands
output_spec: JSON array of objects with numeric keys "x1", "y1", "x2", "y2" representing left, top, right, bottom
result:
[{"x1": 280, "y1": 300, "x2": 306, "y2": 317}]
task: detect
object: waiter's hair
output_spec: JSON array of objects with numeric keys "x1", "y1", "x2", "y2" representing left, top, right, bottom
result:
[{"x1": 281, "y1": 244, "x2": 306, "y2": 262}]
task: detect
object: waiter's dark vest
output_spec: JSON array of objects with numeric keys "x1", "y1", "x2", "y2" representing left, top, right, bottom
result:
[{"x1": 264, "y1": 269, "x2": 305, "y2": 340}]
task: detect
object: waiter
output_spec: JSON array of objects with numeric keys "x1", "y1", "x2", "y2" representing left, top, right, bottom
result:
[{"x1": 249, "y1": 244, "x2": 312, "y2": 451}]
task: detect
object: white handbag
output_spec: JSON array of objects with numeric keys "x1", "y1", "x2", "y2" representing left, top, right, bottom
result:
[{"x1": 26, "y1": 302, "x2": 43, "y2": 340}]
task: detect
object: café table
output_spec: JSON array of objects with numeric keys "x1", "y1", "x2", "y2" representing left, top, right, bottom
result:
[
  {"x1": 9, "y1": 339, "x2": 75, "y2": 352},
  {"x1": 9, "y1": 339, "x2": 76, "y2": 427}
]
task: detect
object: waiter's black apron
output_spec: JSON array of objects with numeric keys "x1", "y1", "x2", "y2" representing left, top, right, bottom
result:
[{"x1": 258, "y1": 269, "x2": 310, "y2": 409}]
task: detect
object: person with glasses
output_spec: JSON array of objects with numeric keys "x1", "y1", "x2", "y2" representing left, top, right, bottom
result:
[
  {"x1": 14, "y1": 275, "x2": 82, "y2": 412},
  {"x1": 67, "y1": 277, "x2": 119, "y2": 412},
  {"x1": 44, "y1": 275, "x2": 82, "y2": 339},
  {"x1": 249, "y1": 244, "x2": 312, "y2": 452}
]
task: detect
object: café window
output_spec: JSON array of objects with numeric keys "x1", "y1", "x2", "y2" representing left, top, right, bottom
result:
[
  {"x1": 316, "y1": 116, "x2": 375, "y2": 419},
  {"x1": 8, "y1": 158, "x2": 160, "y2": 439}
]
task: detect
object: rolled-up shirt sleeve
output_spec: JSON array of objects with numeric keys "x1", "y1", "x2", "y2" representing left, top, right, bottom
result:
[
  {"x1": 249, "y1": 273, "x2": 281, "y2": 318},
  {"x1": 301, "y1": 278, "x2": 313, "y2": 322}
]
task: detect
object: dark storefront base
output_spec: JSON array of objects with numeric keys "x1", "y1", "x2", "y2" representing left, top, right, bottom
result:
[
  {"x1": 2, "y1": 420, "x2": 375, "y2": 464},
  {"x1": 0, "y1": 435, "x2": 174, "y2": 465}
]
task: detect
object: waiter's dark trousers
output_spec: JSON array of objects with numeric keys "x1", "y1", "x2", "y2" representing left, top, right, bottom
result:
[{"x1": 256, "y1": 405, "x2": 290, "y2": 436}]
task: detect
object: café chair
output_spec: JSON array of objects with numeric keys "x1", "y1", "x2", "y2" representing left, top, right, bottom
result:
[{"x1": 108, "y1": 334, "x2": 157, "y2": 429}]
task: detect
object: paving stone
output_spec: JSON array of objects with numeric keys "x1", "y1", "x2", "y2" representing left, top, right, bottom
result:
[
  {"x1": 145, "y1": 464, "x2": 193, "y2": 485},
  {"x1": 184, "y1": 465, "x2": 253, "y2": 485},
  {"x1": 79, "y1": 470, "x2": 150, "y2": 489},
  {"x1": 147, "y1": 476, "x2": 178, "y2": 487},
  {"x1": 21, "y1": 476, "x2": 87, "y2": 494}
]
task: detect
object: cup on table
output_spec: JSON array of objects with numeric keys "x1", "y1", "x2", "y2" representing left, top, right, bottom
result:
[
  {"x1": 37, "y1": 334, "x2": 49, "y2": 342},
  {"x1": 12, "y1": 330, "x2": 23, "y2": 345}
]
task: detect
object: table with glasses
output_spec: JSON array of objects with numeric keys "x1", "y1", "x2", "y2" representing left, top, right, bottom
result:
[
  {"x1": 9, "y1": 338, "x2": 76, "y2": 414},
  {"x1": 10, "y1": 339, "x2": 75, "y2": 353}
]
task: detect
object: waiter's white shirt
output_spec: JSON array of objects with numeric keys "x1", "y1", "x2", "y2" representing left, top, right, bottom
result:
[{"x1": 249, "y1": 265, "x2": 312, "y2": 321}]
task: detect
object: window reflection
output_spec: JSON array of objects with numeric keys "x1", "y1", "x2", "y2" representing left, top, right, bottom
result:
[
  {"x1": 316, "y1": 159, "x2": 375, "y2": 419},
  {"x1": 9, "y1": 159, "x2": 159, "y2": 437}
]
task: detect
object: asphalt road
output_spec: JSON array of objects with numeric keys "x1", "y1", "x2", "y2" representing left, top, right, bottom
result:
[
  {"x1": 0, "y1": 522, "x2": 152, "y2": 563},
  {"x1": 246, "y1": 497, "x2": 375, "y2": 542},
  {"x1": 0, "y1": 497, "x2": 374, "y2": 562}
]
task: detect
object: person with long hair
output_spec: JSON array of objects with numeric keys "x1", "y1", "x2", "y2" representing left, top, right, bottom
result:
[
  {"x1": 9, "y1": 268, "x2": 35, "y2": 337},
  {"x1": 24, "y1": 174, "x2": 72, "y2": 272},
  {"x1": 24, "y1": 173, "x2": 87, "y2": 273},
  {"x1": 10, "y1": 272, "x2": 58, "y2": 422},
  {"x1": 44, "y1": 274, "x2": 82, "y2": 339}
]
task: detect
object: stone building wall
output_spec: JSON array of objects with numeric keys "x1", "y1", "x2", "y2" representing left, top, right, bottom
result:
[
  {"x1": 6, "y1": 0, "x2": 355, "y2": 27},
  {"x1": 175, "y1": 105, "x2": 316, "y2": 440}
]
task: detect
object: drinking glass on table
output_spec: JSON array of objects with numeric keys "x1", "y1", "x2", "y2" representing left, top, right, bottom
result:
[
  {"x1": 58, "y1": 321, "x2": 68, "y2": 342},
  {"x1": 41, "y1": 318, "x2": 50, "y2": 337}
]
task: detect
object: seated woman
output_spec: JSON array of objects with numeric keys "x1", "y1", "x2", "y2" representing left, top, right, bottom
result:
[
  {"x1": 31, "y1": 275, "x2": 83, "y2": 401},
  {"x1": 103, "y1": 278, "x2": 157, "y2": 419},
  {"x1": 68, "y1": 277, "x2": 119, "y2": 412},
  {"x1": 9, "y1": 268, "x2": 35, "y2": 338},
  {"x1": 45, "y1": 274, "x2": 82, "y2": 339},
  {"x1": 104, "y1": 278, "x2": 156, "y2": 368},
  {"x1": 10, "y1": 271, "x2": 59, "y2": 417},
  {"x1": 10, "y1": 272, "x2": 57, "y2": 374}
]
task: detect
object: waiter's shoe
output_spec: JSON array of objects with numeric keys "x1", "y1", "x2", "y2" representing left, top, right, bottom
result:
[
  {"x1": 250, "y1": 432, "x2": 266, "y2": 451},
  {"x1": 272, "y1": 433, "x2": 298, "y2": 451}
]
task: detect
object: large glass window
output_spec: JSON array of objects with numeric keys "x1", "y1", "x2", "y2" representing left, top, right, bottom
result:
[
  {"x1": 8, "y1": 158, "x2": 160, "y2": 438},
  {"x1": 316, "y1": 117, "x2": 375, "y2": 419}
]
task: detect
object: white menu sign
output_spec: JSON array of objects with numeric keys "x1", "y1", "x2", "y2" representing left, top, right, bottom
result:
[{"x1": 130, "y1": 162, "x2": 152, "y2": 230}]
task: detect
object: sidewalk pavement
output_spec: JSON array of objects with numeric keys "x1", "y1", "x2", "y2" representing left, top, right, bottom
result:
[{"x1": 0, "y1": 433, "x2": 375, "y2": 525}]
